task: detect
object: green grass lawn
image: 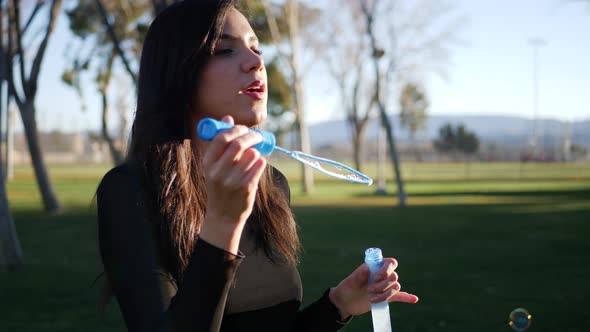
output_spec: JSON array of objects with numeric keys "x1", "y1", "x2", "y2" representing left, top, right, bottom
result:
[{"x1": 1, "y1": 162, "x2": 589, "y2": 331}]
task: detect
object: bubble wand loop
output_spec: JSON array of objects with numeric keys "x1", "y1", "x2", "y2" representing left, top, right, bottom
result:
[{"x1": 197, "y1": 118, "x2": 373, "y2": 186}]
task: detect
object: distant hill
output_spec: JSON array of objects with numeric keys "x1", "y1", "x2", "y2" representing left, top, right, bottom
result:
[{"x1": 286, "y1": 115, "x2": 590, "y2": 148}]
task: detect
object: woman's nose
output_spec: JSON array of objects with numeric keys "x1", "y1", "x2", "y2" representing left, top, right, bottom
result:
[{"x1": 241, "y1": 50, "x2": 264, "y2": 73}]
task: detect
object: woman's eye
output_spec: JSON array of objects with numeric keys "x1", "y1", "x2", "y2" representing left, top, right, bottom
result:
[
  {"x1": 252, "y1": 48, "x2": 262, "y2": 55},
  {"x1": 214, "y1": 49, "x2": 234, "y2": 56}
]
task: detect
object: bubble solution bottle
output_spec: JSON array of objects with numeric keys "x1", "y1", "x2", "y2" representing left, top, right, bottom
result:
[{"x1": 365, "y1": 248, "x2": 392, "y2": 332}]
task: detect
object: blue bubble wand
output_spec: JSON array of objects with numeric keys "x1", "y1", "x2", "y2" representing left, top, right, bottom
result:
[{"x1": 197, "y1": 118, "x2": 373, "y2": 185}]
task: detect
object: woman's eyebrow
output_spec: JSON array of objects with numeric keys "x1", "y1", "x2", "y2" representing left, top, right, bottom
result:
[{"x1": 220, "y1": 33, "x2": 259, "y2": 44}]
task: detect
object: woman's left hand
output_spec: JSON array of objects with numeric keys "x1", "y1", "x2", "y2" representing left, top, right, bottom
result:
[{"x1": 328, "y1": 258, "x2": 419, "y2": 319}]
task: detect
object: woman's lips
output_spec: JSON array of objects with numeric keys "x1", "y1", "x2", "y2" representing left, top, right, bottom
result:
[
  {"x1": 240, "y1": 81, "x2": 266, "y2": 100},
  {"x1": 240, "y1": 90, "x2": 266, "y2": 100}
]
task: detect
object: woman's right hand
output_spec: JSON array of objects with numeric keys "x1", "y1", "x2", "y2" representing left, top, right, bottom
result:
[{"x1": 198, "y1": 115, "x2": 267, "y2": 254}]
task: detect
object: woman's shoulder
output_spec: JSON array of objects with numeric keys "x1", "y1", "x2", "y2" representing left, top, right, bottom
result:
[
  {"x1": 97, "y1": 161, "x2": 143, "y2": 198},
  {"x1": 96, "y1": 161, "x2": 150, "y2": 229}
]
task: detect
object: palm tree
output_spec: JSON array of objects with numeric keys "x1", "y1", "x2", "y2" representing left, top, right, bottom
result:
[{"x1": 399, "y1": 83, "x2": 428, "y2": 161}]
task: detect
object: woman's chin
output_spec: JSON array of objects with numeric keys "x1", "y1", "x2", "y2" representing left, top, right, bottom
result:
[{"x1": 237, "y1": 110, "x2": 267, "y2": 128}]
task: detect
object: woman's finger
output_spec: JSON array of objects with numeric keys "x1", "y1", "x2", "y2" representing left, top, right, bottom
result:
[
  {"x1": 215, "y1": 130, "x2": 263, "y2": 165},
  {"x1": 222, "y1": 148, "x2": 263, "y2": 188},
  {"x1": 369, "y1": 282, "x2": 400, "y2": 303},
  {"x1": 372, "y1": 258, "x2": 398, "y2": 283},
  {"x1": 221, "y1": 115, "x2": 234, "y2": 125},
  {"x1": 204, "y1": 129, "x2": 262, "y2": 179},
  {"x1": 241, "y1": 157, "x2": 267, "y2": 191},
  {"x1": 237, "y1": 147, "x2": 263, "y2": 173},
  {"x1": 202, "y1": 125, "x2": 249, "y2": 167},
  {"x1": 208, "y1": 136, "x2": 264, "y2": 189},
  {"x1": 388, "y1": 291, "x2": 419, "y2": 304},
  {"x1": 368, "y1": 271, "x2": 398, "y2": 293}
]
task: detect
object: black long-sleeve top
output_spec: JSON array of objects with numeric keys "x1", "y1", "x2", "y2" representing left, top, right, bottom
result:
[{"x1": 96, "y1": 162, "x2": 350, "y2": 331}]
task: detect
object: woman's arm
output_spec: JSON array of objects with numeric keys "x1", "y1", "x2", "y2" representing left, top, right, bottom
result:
[
  {"x1": 97, "y1": 165, "x2": 243, "y2": 332},
  {"x1": 293, "y1": 260, "x2": 420, "y2": 331},
  {"x1": 292, "y1": 290, "x2": 352, "y2": 331}
]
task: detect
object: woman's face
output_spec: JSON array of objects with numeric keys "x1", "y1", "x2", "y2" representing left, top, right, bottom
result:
[{"x1": 192, "y1": 8, "x2": 267, "y2": 128}]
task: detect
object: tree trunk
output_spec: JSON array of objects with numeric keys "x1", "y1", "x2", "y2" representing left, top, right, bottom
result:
[
  {"x1": 362, "y1": 1, "x2": 406, "y2": 206},
  {"x1": 101, "y1": 90, "x2": 124, "y2": 165},
  {"x1": 0, "y1": 90, "x2": 22, "y2": 269},
  {"x1": 352, "y1": 123, "x2": 368, "y2": 173},
  {"x1": 260, "y1": 0, "x2": 313, "y2": 193},
  {"x1": 352, "y1": 132, "x2": 362, "y2": 173},
  {"x1": 0, "y1": 2, "x2": 22, "y2": 270},
  {"x1": 375, "y1": 124, "x2": 387, "y2": 194},
  {"x1": 20, "y1": 103, "x2": 61, "y2": 212},
  {"x1": 99, "y1": 50, "x2": 124, "y2": 165},
  {"x1": 0, "y1": 159, "x2": 22, "y2": 270},
  {"x1": 411, "y1": 130, "x2": 422, "y2": 162},
  {"x1": 288, "y1": 0, "x2": 313, "y2": 194},
  {"x1": 377, "y1": 101, "x2": 406, "y2": 206},
  {"x1": 1, "y1": 11, "x2": 5, "y2": 177},
  {"x1": 1, "y1": 83, "x2": 4, "y2": 175},
  {"x1": 6, "y1": 105, "x2": 14, "y2": 181},
  {"x1": 293, "y1": 81, "x2": 313, "y2": 194},
  {"x1": 5, "y1": 0, "x2": 62, "y2": 212}
]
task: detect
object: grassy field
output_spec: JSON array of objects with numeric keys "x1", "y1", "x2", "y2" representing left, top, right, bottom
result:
[{"x1": 1, "y1": 162, "x2": 589, "y2": 331}]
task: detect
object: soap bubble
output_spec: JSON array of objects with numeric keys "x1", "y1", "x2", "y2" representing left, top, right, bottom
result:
[{"x1": 509, "y1": 308, "x2": 532, "y2": 331}]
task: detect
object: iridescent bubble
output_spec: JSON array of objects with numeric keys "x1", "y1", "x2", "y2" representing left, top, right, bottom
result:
[{"x1": 509, "y1": 308, "x2": 532, "y2": 331}]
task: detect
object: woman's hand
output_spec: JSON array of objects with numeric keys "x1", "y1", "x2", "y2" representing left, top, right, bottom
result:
[
  {"x1": 199, "y1": 115, "x2": 266, "y2": 253},
  {"x1": 329, "y1": 258, "x2": 419, "y2": 319}
]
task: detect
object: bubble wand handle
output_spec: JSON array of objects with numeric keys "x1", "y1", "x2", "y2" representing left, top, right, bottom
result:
[
  {"x1": 197, "y1": 117, "x2": 276, "y2": 155},
  {"x1": 197, "y1": 118, "x2": 373, "y2": 185},
  {"x1": 365, "y1": 248, "x2": 393, "y2": 332}
]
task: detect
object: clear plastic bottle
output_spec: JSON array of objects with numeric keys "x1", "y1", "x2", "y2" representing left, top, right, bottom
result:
[{"x1": 365, "y1": 248, "x2": 392, "y2": 332}]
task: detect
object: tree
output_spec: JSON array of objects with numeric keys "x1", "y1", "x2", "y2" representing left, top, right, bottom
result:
[
  {"x1": 5, "y1": 0, "x2": 62, "y2": 212},
  {"x1": 359, "y1": 0, "x2": 407, "y2": 206},
  {"x1": 434, "y1": 123, "x2": 479, "y2": 160},
  {"x1": 261, "y1": 0, "x2": 321, "y2": 194},
  {"x1": 265, "y1": 59, "x2": 294, "y2": 147},
  {"x1": 433, "y1": 123, "x2": 454, "y2": 155},
  {"x1": 320, "y1": 2, "x2": 374, "y2": 173},
  {"x1": 0, "y1": 157, "x2": 21, "y2": 270},
  {"x1": 456, "y1": 124, "x2": 479, "y2": 157},
  {"x1": 0, "y1": 0, "x2": 23, "y2": 270},
  {"x1": 319, "y1": 0, "x2": 462, "y2": 192},
  {"x1": 399, "y1": 82, "x2": 428, "y2": 161},
  {"x1": 63, "y1": 0, "x2": 151, "y2": 165}
]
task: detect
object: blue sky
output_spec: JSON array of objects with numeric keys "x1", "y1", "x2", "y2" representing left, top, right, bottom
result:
[
  {"x1": 426, "y1": 0, "x2": 590, "y2": 121},
  {"x1": 23, "y1": 0, "x2": 590, "y2": 133}
]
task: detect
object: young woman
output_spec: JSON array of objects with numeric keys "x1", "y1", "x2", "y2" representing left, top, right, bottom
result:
[{"x1": 96, "y1": 1, "x2": 418, "y2": 331}]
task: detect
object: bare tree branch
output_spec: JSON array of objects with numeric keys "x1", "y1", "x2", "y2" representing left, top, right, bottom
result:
[
  {"x1": 260, "y1": 0, "x2": 290, "y2": 66},
  {"x1": 27, "y1": 0, "x2": 61, "y2": 99},
  {"x1": 5, "y1": 1, "x2": 23, "y2": 109},
  {"x1": 21, "y1": 0, "x2": 44, "y2": 36},
  {"x1": 360, "y1": 0, "x2": 407, "y2": 205},
  {"x1": 94, "y1": 0, "x2": 137, "y2": 84},
  {"x1": 8, "y1": 0, "x2": 28, "y2": 100}
]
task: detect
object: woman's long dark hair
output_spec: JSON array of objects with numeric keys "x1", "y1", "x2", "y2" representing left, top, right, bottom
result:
[{"x1": 128, "y1": 0, "x2": 300, "y2": 281}]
